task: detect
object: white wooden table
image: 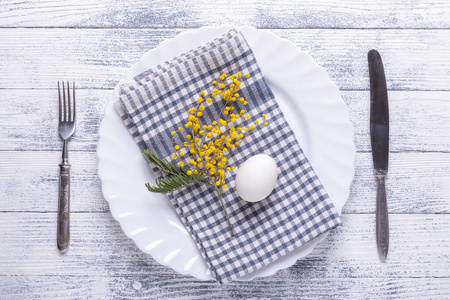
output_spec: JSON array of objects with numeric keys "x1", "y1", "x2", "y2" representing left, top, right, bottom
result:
[{"x1": 1, "y1": 1, "x2": 449, "y2": 299}]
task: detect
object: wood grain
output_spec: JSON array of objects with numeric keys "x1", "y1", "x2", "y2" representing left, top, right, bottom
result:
[
  {"x1": 0, "y1": 29, "x2": 449, "y2": 90},
  {"x1": 342, "y1": 91, "x2": 450, "y2": 152},
  {"x1": 1, "y1": 89, "x2": 449, "y2": 152},
  {"x1": 0, "y1": 276, "x2": 448, "y2": 299},
  {"x1": 0, "y1": 89, "x2": 109, "y2": 151},
  {"x1": 0, "y1": 0, "x2": 449, "y2": 29},
  {"x1": 1, "y1": 1, "x2": 449, "y2": 297},
  {"x1": 1, "y1": 151, "x2": 449, "y2": 213},
  {"x1": 0, "y1": 151, "x2": 107, "y2": 212},
  {"x1": 0, "y1": 213, "x2": 449, "y2": 279}
]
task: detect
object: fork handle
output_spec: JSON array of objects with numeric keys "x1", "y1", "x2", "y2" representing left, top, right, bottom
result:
[{"x1": 57, "y1": 161, "x2": 70, "y2": 253}]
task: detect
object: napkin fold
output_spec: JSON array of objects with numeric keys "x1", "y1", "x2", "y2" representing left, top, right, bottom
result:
[{"x1": 115, "y1": 29, "x2": 341, "y2": 283}]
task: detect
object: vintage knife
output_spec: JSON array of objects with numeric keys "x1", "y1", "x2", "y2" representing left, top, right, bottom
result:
[{"x1": 368, "y1": 49, "x2": 389, "y2": 261}]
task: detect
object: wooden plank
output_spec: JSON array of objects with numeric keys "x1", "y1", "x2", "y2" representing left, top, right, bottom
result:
[
  {"x1": 0, "y1": 89, "x2": 109, "y2": 151},
  {"x1": 0, "y1": 213, "x2": 448, "y2": 279},
  {"x1": 0, "y1": 151, "x2": 108, "y2": 212},
  {"x1": 275, "y1": 29, "x2": 450, "y2": 92},
  {"x1": 342, "y1": 91, "x2": 450, "y2": 152},
  {"x1": 0, "y1": 29, "x2": 449, "y2": 90},
  {"x1": 0, "y1": 276, "x2": 110, "y2": 299},
  {"x1": 0, "y1": 276, "x2": 448, "y2": 299},
  {"x1": 0, "y1": 0, "x2": 449, "y2": 29},
  {"x1": 347, "y1": 152, "x2": 450, "y2": 213},
  {"x1": 1, "y1": 151, "x2": 449, "y2": 213},
  {"x1": 1, "y1": 89, "x2": 449, "y2": 152},
  {"x1": 0, "y1": 1, "x2": 447, "y2": 298}
]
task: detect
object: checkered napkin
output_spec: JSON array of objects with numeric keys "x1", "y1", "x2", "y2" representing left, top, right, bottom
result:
[{"x1": 114, "y1": 29, "x2": 341, "y2": 283}]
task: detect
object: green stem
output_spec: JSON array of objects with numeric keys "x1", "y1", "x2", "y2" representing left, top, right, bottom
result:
[{"x1": 212, "y1": 184, "x2": 234, "y2": 237}]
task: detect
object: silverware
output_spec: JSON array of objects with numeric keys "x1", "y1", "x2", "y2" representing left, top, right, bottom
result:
[
  {"x1": 57, "y1": 81, "x2": 76, "y2": 253},
  {"x1": 368, "y1": 50, "x2": 389, "y2": 261}
]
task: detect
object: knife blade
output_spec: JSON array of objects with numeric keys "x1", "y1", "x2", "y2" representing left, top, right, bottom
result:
[{"x1": 368, "y1": 49, "x2": 389, "y2": 261}]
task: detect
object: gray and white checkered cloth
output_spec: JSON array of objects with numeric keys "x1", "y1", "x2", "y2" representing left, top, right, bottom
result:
[{"x1": 114, "y1": 29, "x2": 341, "y2": 283}]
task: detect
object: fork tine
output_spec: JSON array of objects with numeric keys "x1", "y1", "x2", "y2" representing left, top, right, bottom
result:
[
  {"x1": 58, "y1": 81, "x2": 62, "y2": 122},
  {"x1": 72, "y1": 81, "x2": 76, "y2": 121},
  {"x1": 67, "y1": 81, "x2": 71, "y2": 122},
  {"x1": 62, "y1": 81, "x2": 67, "y2": 122}
]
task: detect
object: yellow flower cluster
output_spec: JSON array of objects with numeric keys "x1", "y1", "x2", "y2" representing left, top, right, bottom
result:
[{"x1": 168, "y1": 71, "x2": 267, "y2": 194}]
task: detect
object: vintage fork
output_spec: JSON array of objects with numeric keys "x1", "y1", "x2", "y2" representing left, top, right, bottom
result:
[{"x1": 57, "y1": 81, "x2": 76, "y2": 253}]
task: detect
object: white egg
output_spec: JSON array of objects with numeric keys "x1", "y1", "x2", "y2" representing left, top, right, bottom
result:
[{"x1": 235, "y1": 154, "x2": 278, "y2": 203}]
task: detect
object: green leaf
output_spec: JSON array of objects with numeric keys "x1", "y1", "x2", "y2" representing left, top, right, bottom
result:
[
  {"x1": 145, "y1": 173, "x2": 207, "y2": 194},
  {"x1": 142, "y1": 149, "x2": 186, "y2": 176},
  {"x1": 142, "y1": 149, "x2": 210, "y2": 194}
]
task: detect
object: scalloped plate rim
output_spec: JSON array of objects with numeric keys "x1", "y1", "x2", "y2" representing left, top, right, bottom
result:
[{"x1": 98, "y1": 25, "x2": 356, "y2": 281}]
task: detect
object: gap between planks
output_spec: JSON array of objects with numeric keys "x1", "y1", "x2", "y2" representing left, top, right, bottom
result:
[{"x1": 2, "y1": 27, "x2": 450, "y2": 30}]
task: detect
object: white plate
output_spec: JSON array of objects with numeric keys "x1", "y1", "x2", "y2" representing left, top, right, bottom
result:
[{"x1": 97, "y1": 26, "x2": 356, "y2": 281}]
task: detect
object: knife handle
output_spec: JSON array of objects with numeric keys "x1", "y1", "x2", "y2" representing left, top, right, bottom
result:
[
  {"x1": 375, "y1": 173, "x2": 389, "y2": 261},
  {"x1": 57, "y1": 162, "x2": 70, "y2": 253}
]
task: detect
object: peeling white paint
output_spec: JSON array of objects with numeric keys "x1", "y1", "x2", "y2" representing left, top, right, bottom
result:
[{"x1": 0, "y1": 0, "x2": 449, "y2": 298}]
